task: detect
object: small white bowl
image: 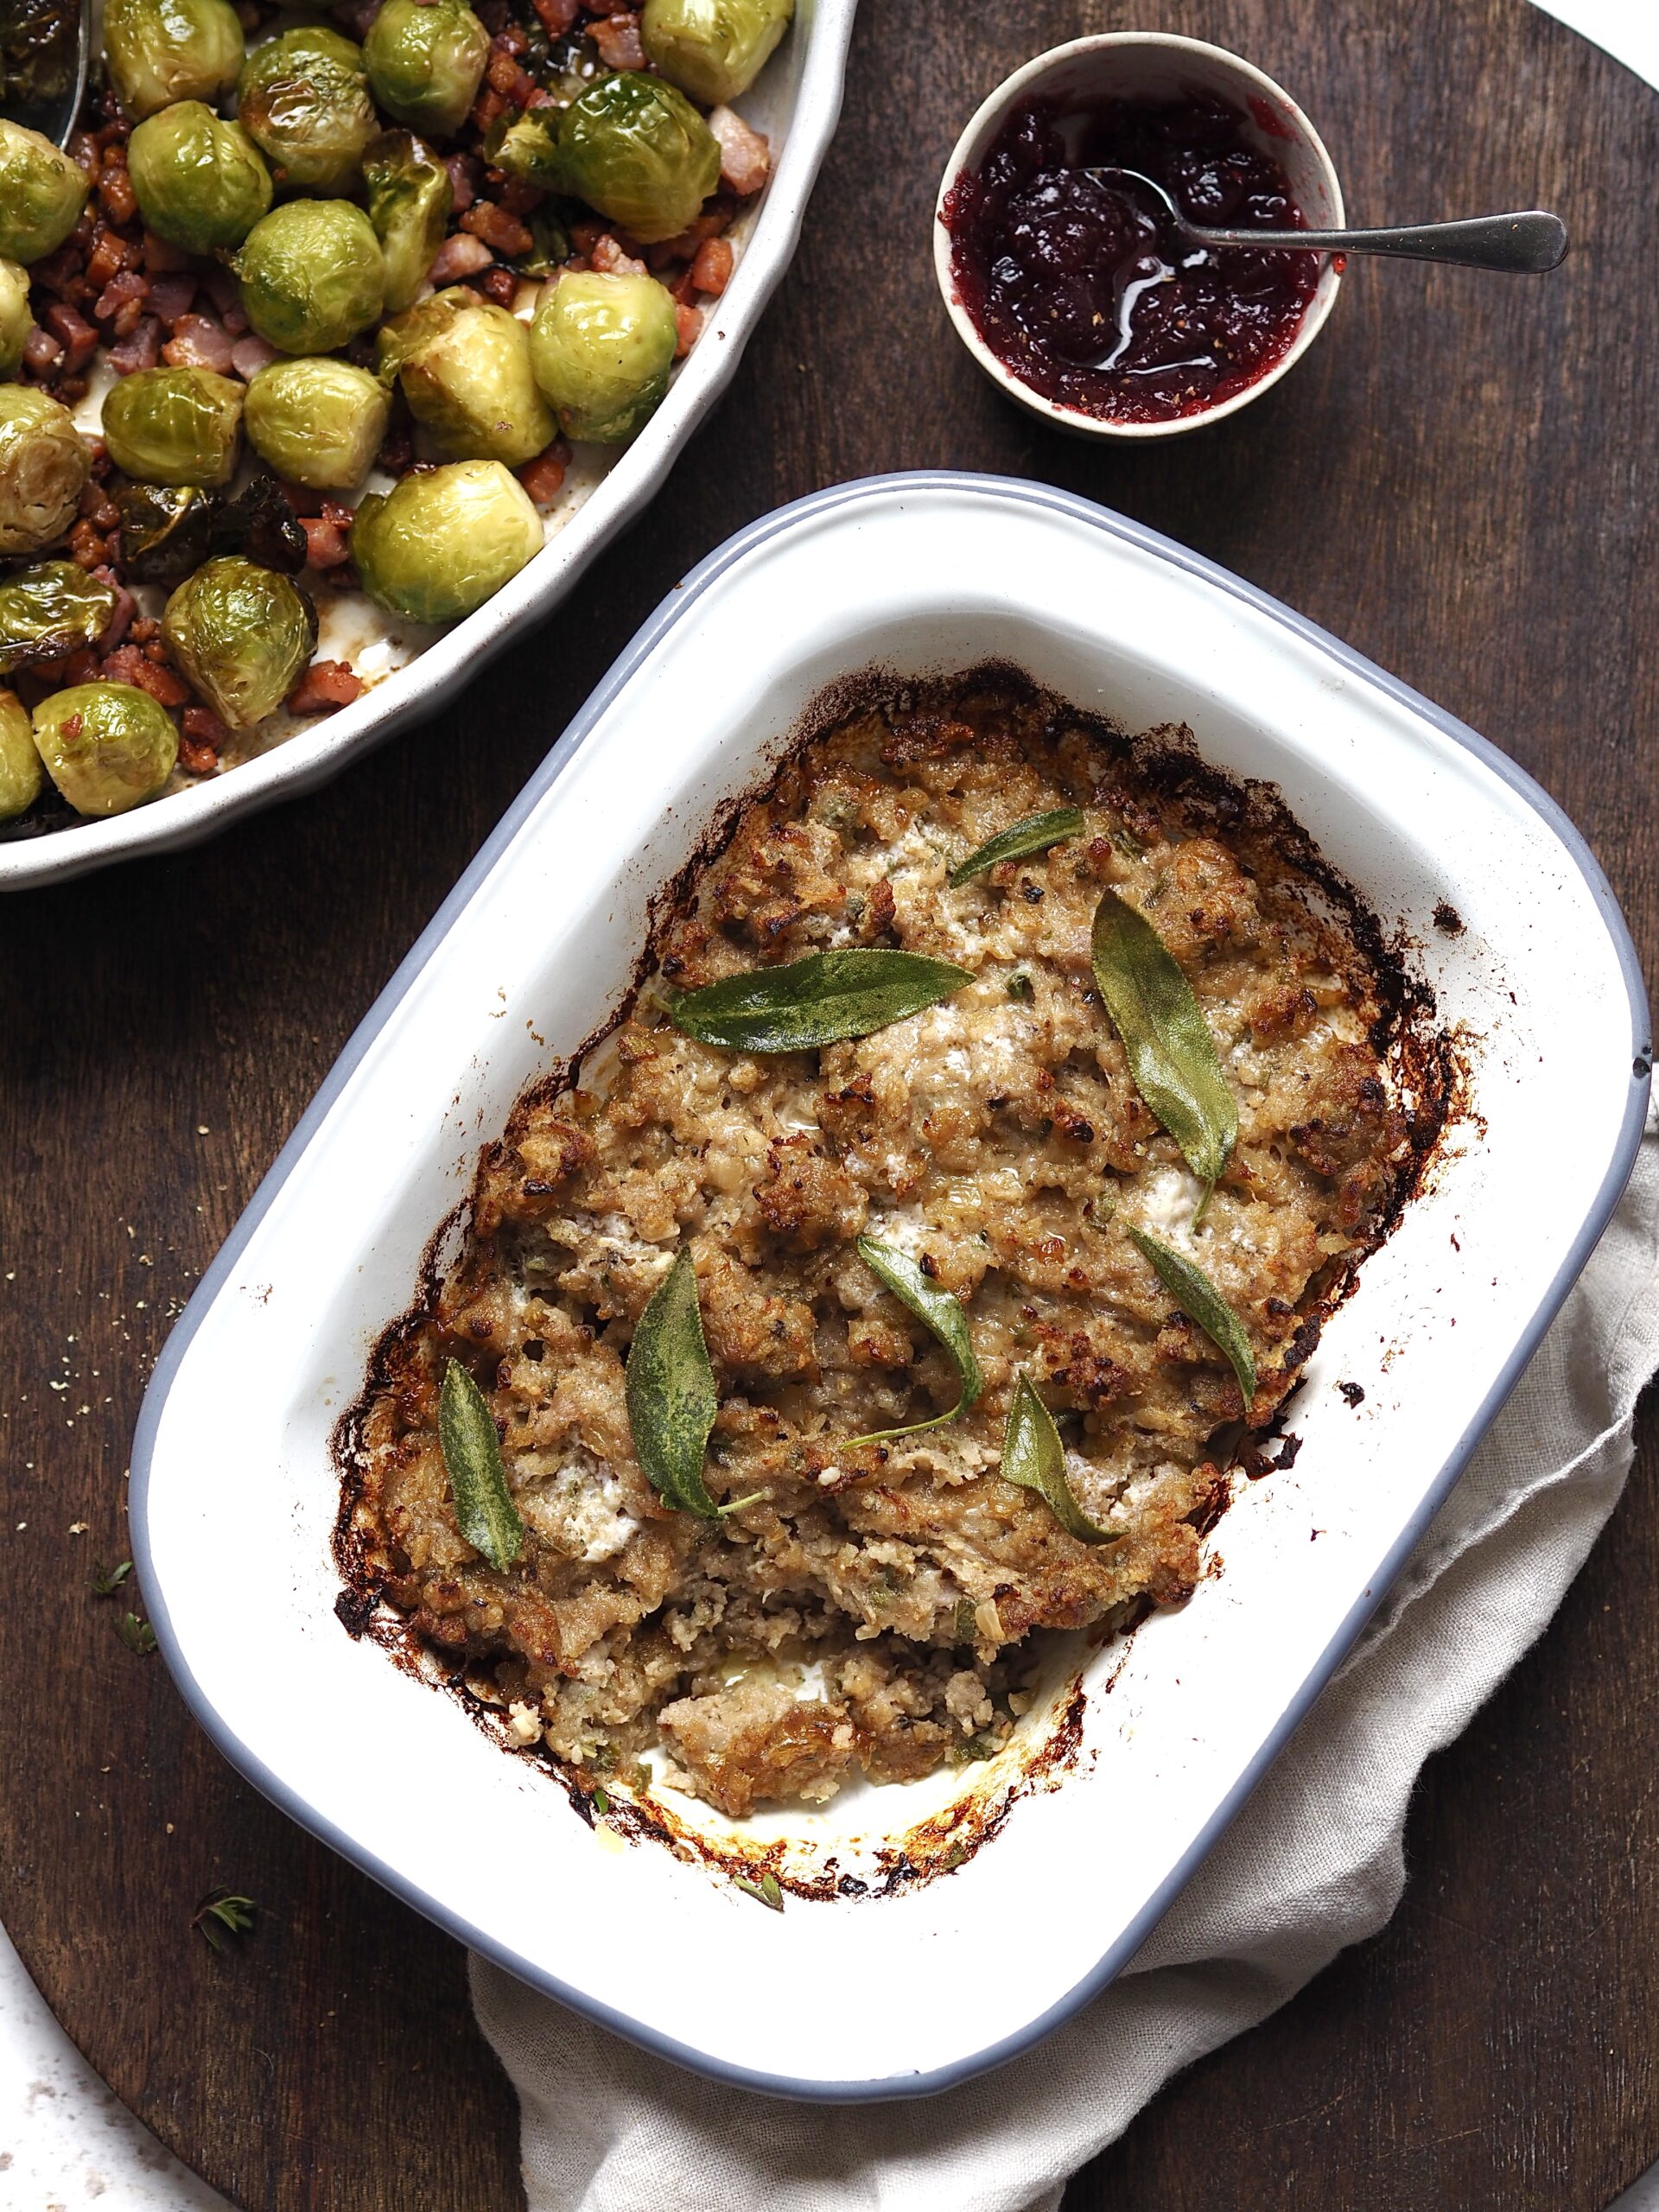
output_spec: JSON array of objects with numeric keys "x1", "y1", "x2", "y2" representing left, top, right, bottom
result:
[{"x1": 932, "y1": 33, "x2": 1346, "y2": 440}]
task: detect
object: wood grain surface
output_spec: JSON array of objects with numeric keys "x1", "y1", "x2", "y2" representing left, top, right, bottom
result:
[{"x1": 3, "y1": 2, "x2": 1656, "y2": 2205}]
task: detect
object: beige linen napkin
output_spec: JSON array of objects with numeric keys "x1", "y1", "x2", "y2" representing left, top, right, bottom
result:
[{"x1": 473, "y1": 1110, "x2": 1659, "y2": 2212}]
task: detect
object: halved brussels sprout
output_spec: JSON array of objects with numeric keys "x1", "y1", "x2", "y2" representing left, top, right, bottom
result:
[
  {"x1": 514, "y1": 207, "x2": 571, "y2": 280},
  {"x1": 162, "y1": 555, "x2": 317, "y2": 728},
  {"x1": 0, "y1": 386, "x2": 91, "y2": 556},
  {"x1": 363, "y1": 0, "x2": 489, "y2": 140},
  {"x1": 236, "y1": 26, "x2": 377, "y2": 194},
  {"x1": 487, "y1": 106, "x2": 562, "y2": 194},
  {"x1": 233, "y1": 200, "x2": 386, "y2": 354},
  {"x1": 528, "y1": 269, "x2": 677, "y2": 442},
  {"x1": 244, "y1": 356, "x2": 390, "y2": 491},
  {"x1": 362, "y1": 129, "x2": 453, "y2": 314},
  {"x1": 32, "y1": 681, "x2": 178, "y2": 816},
  {"x1": 351, "y1": 459, "x2": 543, "y2": 622},
  {"x1": 213, "y1": 471, "x2": 308, "y2": 573},
  {"x1": 100, "y1": 366, "x2": 243, "y2": 486},
  {"x1": 640, "y1": 0, "x2": 792, "y2": 106},
  {"x1": 0, "y1": 258, "x2": 31, "y2": 379},
  {"x1": 378, "y1": 288, "x2": 554, "y2": 467},
  {"x1": 103, "y1": 0, "x2": 244, "y2": 122},
  {"x1": 555, "y1": 73, "x2": 720, "y2": 245},
  {"x1": 0, "y1": 119, "x2": 90, "y2": 264},
  {"x1": 127, "y1": 103, "x2": 272, "y2": 257},
  {"x1": 0, "y1": 560, "x2": 115, "y2": 677},
  {"x1": 0, "y1": 687, "x2": 42, "y2": 817}
]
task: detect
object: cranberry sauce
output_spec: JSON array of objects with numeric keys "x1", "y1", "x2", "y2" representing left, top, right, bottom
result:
[{"x1": 943, "y1": 93, "x2": 1320, "y2": 425}]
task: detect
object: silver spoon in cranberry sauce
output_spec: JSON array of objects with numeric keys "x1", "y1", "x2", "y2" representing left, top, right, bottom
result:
[{"x1": 1084, "y1": 166, "x2": 1568, "y2": 274}]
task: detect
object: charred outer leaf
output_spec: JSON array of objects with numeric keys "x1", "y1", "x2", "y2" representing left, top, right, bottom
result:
[
  {"x1": 0, "y1": 0, "x2": 79, "y2": 113},
  {"x1": 117, "y1": 473, "x2": 307, "y2": 586}
]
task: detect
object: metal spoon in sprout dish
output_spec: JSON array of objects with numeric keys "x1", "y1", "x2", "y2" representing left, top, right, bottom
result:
[
  {"x1": 1084, "y1": 165, "x2": 1568, "y2": 275},
  {"x1": 0, "y1": 0, "x2": 91, "y2": 146}
]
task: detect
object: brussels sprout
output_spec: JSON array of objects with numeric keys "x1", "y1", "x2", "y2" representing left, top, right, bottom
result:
[
  {"x1": 233, "y1": 200, "x2": 385, "y2": 354},
  {"x1": 114, "y1": 472, "x2": 307, "y2": 582},
  {"x1": 362, "y1": 0, "x2": 488, "y2": 140},
  {"x1": 103, "y1": 0, "x2": 244, "y2": 121},
  {"x1": 514, "y1": 208, "x2": 571, "y2": 280},
  {"x1": 378, "y1": 288, "x2": 554, "y2": 467},
  {"x1": 162, "y1": 555, "x2": 317, "y2": 728},
  {"x1": 101, "y1": 366, "x2": 243, "y2": 487},
  {"x1": 528, "y1": 270, "x2": 677, "y2": 443},
  {"x1": 0, "y1": 119, "x2": 90, "y2": 264},
  {"x1": 487, "y1": 106, "x2": 562, "y2": 194},
  {"x1": 351, "y1": 460, "x2": 542, "y2": 622},
  {"x1": 127, "y1": 104, "x2": 272, "y2": 257},
  {"x1": 362, "y1": 129, "x2": 452, "y2": 314},
  {"x1": 244, "y1": 356, "x2": 389, "y2": 491},
  {"x1": 555, "y1": 73, "x2": 720, "y2": 245},
  {"x1": 640, "y1": 0, "x2": 792, "y2": 106},
  {"x1": 32, "y1": 682, "x2": 178, "y2": 816},
  {"x1": 0, "y1": 259, "x2": 31, "y2": 380},
  {"x1": 0, "y1": 560, "x2": 115, "y2": 677},
  {"x1": 113, "y1": 480, "x2": 213, "y2": 583},
  {"x1": 0, "y1": 386, "x2": 90, "y2": 556},
  {"x1": 214, "y1": 471, "x2": 309, "y2": 573},
  {"x1": 236, "y1": 26, "x2": 377, "y2": 194},
  {"x1": 0, "y1": 688, "x2": 42, "y2": 817}
]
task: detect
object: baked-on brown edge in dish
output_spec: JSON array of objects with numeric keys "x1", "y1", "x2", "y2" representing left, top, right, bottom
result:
[{"x1": 331, "y1": 659, "x2": 1457, "y2": 1901}]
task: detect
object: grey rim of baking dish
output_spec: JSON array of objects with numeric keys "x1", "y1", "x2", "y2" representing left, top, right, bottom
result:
[{"x1": 130, "y1": 471, "x2": 1653, "y2": 2106}]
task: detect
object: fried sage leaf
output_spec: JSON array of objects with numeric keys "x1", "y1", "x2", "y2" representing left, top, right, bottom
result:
[
  {"x1": 846, "y1": 1234, "x2": 984, "y2": 1447},
  {"x1": 438, "y1": 1356, "x2": 524, "y2": 1570},
  {"x1": 1126, "y1": 1224, "x2": 1257, "y2": 1406},
  {"x1": 1000, "y1": 1372, "x2": 1116, "y2": 1544},
  {"x1": 626, "y1": 1246, "x2": 721, "y2": 1518},
  {"x1": 670, "y1": 949, "x2": 971, "y2": 1054},
  {"x1": 949, "y1": 805, "x2": 1084, "y2": 887},
  {"x1": 1090, "y1": 888, "x2": 1236, "y2": 1204}
]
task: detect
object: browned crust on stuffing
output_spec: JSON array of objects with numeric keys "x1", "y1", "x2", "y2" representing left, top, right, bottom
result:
[{"x1": 334, "y1": 664, "x2": 1451, "y2": 1835}]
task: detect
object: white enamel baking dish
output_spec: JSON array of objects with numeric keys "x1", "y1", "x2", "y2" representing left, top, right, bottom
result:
[
  {"x1": 0, "y1": 0, "x2": 858, "y2": 893},
  {"x1": 132, "y1": 474, "x2": 1649, "y2": 2099}
]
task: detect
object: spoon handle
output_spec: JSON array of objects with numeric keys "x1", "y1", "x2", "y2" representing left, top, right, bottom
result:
[{"x1": 1196, "y1": 210, "x2": 1569, "y2": 274}]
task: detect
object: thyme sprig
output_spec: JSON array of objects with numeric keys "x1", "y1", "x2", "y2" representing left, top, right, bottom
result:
[{"x1": 192, "y1": 1891, "x2": 257, "y2": 1951}]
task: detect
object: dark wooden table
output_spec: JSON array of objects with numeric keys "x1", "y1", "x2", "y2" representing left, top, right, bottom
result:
[{"x1": 5, "y1": 2, "x2": 1656, "y2": 2205}]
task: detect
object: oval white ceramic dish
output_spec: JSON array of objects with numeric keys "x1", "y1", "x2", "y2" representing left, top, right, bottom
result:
[
  {"x1": 132, "y1": 474, "x2": 1648, "y2": 2098},
  {"x1": 0, "y1": 0, "x2": 859, "y2": 893},
  {"x1": 932, "y1": 34, "x2": 1345, "y2": 439}
]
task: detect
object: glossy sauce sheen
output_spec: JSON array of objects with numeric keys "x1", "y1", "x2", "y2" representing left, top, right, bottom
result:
[{"x1": 944, "y1": 94, "x2": 1321, "y2": 425}]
